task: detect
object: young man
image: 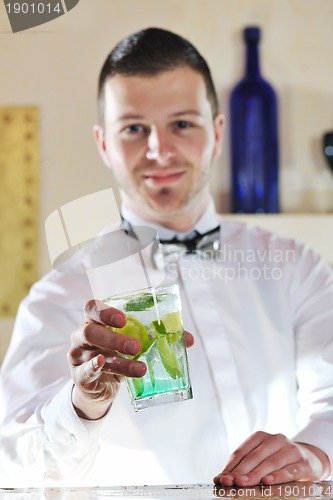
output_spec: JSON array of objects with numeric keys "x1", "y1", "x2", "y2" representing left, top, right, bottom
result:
[{"x1": 0, "y1": 28, "x2": 332, "y2": 488}]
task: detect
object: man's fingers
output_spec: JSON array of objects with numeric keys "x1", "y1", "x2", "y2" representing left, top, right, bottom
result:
[
  {"x1": 103, "y1": 355, "x2": 147, "y2": 378},
  {"x1": 71, "y1": 321, "x2": 140, "y2": 357},
  {"x1": 77, "y1": 353, "x2": 146, "y2": 386},
  {"x1": 230, "y1": 447, "x2": 300, "y2": 486},
  {"x1": 213, "y1": 432, "x2": 290, "y2": 486},
  {"x1": 80, "y1": 353, "x2": 105, "y2": 384},
  {"x1": 261, "y1": 462, "x2": 302, "y2": 485},
  {"x1": 218, "y1": 431, "x2": 270, "y2": 477},
  {"x1": 213, "y1": 432, "x2": 316, "y2": 487},
  {"x1": 230, "y1": 436, "x2": 292, "y2": 477},
  {"x1": 84, "y1": 299, "x2": 127, "y2": 328},
  {"x1": 184, "y1": 330, "x2": 194, "y2": 348}
]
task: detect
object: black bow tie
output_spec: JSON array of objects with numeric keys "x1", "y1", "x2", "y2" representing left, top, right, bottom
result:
[
  {"x1": 159, "y1": 226, "x2": 220, "y2": 254},
  {"x1": 122, "y1": 217, "x2": 220, "y2": 268}
]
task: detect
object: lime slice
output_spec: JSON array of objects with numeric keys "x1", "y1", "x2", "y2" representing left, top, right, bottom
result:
[
  {"x1": 113, "y1": 316, "x2": 149, "y2": 357},
  {"x1": 163, "y1": 312, "x2": 183, "y2": 344},
  {"x1": 156, "y1": 337, "x2": 182, "y2": 379},
  {"x1": 147, "y1": 357, "x2": 156, "y2": 388},
  {"x1": 130, "y1": 377, "x2": 144, "y2": 397},
  {"x1": 163, "y1": 311, "x2": 182, "y2": 331},
  {"x1": 166, "y1": 331, "x2": 183, "y2": 345},
  {"x1": 152, "y1": 312, "x2": 183, "y2": 345}
]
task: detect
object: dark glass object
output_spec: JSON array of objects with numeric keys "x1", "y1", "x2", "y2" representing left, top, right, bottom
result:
[
  {"x1": 230, "y1": 26, "x2": 279, "y2": 213},
  {"x1": 323, "y1": 131, "x2": 333, "y2": 175}
]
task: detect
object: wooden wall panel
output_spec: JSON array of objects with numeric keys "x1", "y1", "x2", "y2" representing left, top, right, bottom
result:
[{"x1": 0, "y1": 107, "x2": 39, "y2": 317}]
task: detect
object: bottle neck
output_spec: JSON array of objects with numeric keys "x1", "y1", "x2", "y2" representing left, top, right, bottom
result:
[{"x1": 245, "y1": 41, "x2": 261, "y2": 77}]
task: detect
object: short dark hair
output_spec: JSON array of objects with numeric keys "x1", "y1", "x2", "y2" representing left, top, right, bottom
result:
[{"x1": 97, "y1": 27, "x2": 219, "y2": 124}]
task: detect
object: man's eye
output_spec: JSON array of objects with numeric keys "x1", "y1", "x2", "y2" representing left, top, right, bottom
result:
[
  {"x1": 125, "y1": 124, "x2": 145, "y2": 134},
  {"x1": 175, "y1": 120, "x2": 191, "y2": 129}
]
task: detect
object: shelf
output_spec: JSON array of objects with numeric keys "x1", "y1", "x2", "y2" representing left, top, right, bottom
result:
[{"x1": 222, "y1": 214, "x2": 333, "y2": 265}]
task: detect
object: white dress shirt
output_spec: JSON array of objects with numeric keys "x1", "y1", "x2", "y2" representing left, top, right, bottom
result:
[{"x1": 1, "y1": 199, "x2": 333, "y2": 487}]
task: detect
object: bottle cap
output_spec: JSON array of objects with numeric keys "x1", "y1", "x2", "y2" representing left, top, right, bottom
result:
[{"x1": 243, "y1": 27, "x2": 261, "y2": 43}]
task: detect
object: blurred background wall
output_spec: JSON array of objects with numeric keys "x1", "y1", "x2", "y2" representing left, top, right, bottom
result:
[{"x1": 1, "y1": 0, "x2": 333, "y2": 360}]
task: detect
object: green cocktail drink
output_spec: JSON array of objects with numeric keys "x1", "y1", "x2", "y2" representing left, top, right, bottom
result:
[{"x1": 103, "y1": 284, "x2": 192, "y2": 411}]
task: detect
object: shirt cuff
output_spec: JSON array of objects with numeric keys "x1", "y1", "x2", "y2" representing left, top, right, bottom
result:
[
  {"x1": 292, "y1": 420, "x2": 333, "y2": 478},
  {"x1": 43, "y1": 380, "x2": 110, "y2": 459}
]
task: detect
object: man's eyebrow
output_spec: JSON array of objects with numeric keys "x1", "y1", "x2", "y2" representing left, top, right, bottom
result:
[
  {"x1": 114, "y1": 110, "x2": 202, "y2": 123},
  {"x1": 171, "y1": 110, "x2": 202, "y2": 117},
  {"x1": 115, "y1": 113, "x2": 145, "y2": 123}
]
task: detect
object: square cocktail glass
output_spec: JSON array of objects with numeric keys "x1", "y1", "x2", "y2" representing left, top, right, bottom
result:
[{"x1": 103, "y1": 283, "x2": 192, "y2": 411}]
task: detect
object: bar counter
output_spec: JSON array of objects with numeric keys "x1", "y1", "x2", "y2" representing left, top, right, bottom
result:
[{"x1": 1, "y1": 482, "x2": 333, "y2": 500}]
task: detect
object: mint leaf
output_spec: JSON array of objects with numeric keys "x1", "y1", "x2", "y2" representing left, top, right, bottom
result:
[
  {"x1": 152, "y1": 320, "x2": 168, "y2": 336},
  {"x1": 124, "y1": 293, "x2": 161, "y2": 312}
]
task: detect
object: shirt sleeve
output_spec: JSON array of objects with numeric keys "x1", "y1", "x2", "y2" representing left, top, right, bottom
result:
[
  {"x1": 0, "y1": 380, "x2": 110, "y2": 487},
  {"x1": 0, "y1": 269, "x2": 109, "y2": 486},
  {"x1": 289, "y1": 244, "x2": 333, "y2": 473},
  {"x1": 42, "y1": 380, "x2": 111, "y2": 484}
]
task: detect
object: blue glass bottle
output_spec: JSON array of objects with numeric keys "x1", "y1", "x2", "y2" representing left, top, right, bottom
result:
[{"x1": 230, "y1": 26, "x2": 279, "y2": 213}]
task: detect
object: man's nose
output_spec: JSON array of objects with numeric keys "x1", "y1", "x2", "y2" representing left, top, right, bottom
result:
[{"x1": 146, "y1": 127, "x2": 175, "y2": 165}]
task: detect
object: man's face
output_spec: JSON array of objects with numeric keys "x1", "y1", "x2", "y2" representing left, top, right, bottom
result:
[{"x1": 95, "y1": 67, "x2": 224, "y2": 228}]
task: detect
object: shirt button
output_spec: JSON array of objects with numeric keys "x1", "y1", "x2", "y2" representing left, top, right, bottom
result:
[{"x1": 68, "y1": 433, "x2": 77, "y2": 444}]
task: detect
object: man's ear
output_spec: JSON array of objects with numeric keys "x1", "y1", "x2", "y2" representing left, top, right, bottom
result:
[
  {"x1": 93, "y1": 124, "x2": 111, "y2": 168},
  {"x1": 212, "y1": 113, "x2": 225, "y2": 160}
]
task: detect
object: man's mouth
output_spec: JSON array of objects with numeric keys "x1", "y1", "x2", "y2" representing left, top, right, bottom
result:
[{"x1": 142, "y1": 169, "x2": 186, "y2": 187}]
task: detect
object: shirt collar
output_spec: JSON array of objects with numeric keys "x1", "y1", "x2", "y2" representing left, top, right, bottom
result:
[{"x1": 121, "y1": 197, "x2": 219, "y2": 241}]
